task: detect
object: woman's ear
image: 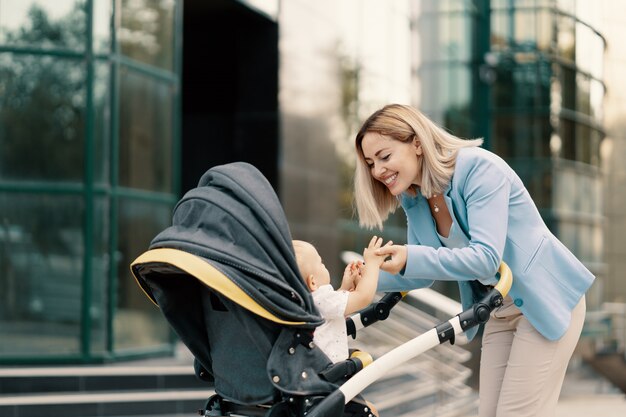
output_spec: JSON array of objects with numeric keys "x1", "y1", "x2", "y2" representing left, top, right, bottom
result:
[{"x1": 413, "y1": 138, "x2": 423, "y2": 156}]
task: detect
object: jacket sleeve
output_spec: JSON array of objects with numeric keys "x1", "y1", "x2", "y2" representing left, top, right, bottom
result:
[{"x1": 402, "y1": 153, "x2": 511, "y2": 281}]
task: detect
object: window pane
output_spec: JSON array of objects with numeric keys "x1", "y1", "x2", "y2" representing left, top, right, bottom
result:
[
  {"x1": 514, "y1": 10, "x2": 536, "y2": 50},
  {"x1": 119, "y1": 68, "x2": 173, "y2": 192},
  {"x1": 589, "y1": 78, "x2": 604, "y2": 124},
  {"x1": 576, "y1": 123, "x2": 590, "y2": 164},
  {"x1": 0, "y1": 193, "x2": 84, "y2": 357},
  {"x1": 90, "y1": 196, "x2": 111, "y2": 354},
  {"x1": 0, "y1": 54, "x2": 86, "y2": 181},
  {"x1": 119, "y1": 0, "x2": 175, "y2": 71},
  {"x1": 559, "y1": 64, "x2": 576, "y2": 112},
  {"x1": 94, "y1": 61, "x2": 111, "y2": 185},
  {"x1": 576, "y1": 72, "x2": 590, "y2": 116},
  {"x1": 0, "y1": 0, "x2": 86, "y2": 50},
  {"x1": 576, "y1": 23, "x2": 603, "y2": 78},
  {"x1": 445, "y1": 15, "x2": 471, "y2": 61},
  {"x1": 445, "y1": 65, "x2": 472, "y2": 136},
  {"x1": 536, "y1": 9, "x2": 552, "y2": 52},
  {"x1": 491, "y1": 11, "x2": 510, "y2": 52},
  {"x1": 559, "y1": 118, "x2": 575, "y2": 160},
  {"x1": 115, "y1": 198, "x2": 173, "y2": 351},
  {"x1": 420, "y1": 66, "x2": 451, "y2": 114},
  {"x1": 93, "y1": 0, "x2": 112, "y2": 53},
  {"x1": 557, "y1": 14, "x2": 575, "y2": 61}
]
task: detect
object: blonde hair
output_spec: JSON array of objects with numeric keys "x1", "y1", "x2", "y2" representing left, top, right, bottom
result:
[{"x1": 354, "y1": 104, "x2": 483, "y2": 229}]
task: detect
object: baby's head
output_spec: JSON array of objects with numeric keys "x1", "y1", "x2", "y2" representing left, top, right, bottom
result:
[{"x1": 293, "y1": 240, "x2": 331, "y2": 292}]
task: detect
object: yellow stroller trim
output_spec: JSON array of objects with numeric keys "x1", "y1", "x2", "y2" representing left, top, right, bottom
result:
[{"x1": 130, "y1": 248, "x2": 306, "y2": 326}]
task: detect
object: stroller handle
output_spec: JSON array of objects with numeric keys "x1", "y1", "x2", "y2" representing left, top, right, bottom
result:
[
  {"x1": 494, "y1": 261, "x2": 513, "y2": 298},
  {"x1": 308, "y1": 262, "x2": 513, "y2": 417}
]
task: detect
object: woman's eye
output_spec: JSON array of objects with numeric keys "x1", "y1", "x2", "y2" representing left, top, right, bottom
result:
[{"x1": 381, "y1": 154, "x2": 390, "y2": 161}]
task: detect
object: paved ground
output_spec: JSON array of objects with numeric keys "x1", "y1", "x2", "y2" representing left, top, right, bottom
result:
[
  {"x1": 131, "y1": 345, "x2": 626, "y2": 417},
  {"x1": 555, "y1": 359, "x2": 626, "y2": 417}
]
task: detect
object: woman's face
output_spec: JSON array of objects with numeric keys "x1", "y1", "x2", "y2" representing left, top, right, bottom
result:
[{"x1": 361, "y1": 132, "x2": 422, "y2": 196}]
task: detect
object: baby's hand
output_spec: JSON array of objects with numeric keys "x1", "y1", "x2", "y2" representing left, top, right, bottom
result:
[
  {"x1": 363, "y1": 236, "x2": 386, "y2": 267},
  {"x1": 340, "y1": 261, "x2": 362, "y2": 291}
]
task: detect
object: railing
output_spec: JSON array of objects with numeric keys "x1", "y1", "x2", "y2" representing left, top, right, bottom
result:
[
  {"x1": 583, "y1": 302, "x2": 626, "y2": 359},
  {"x1": 348, "y1": 294, "x2": 476, "y2": 417},
  {"x1": 342, "y1": 251, "x2": 477, "y2": 416}
]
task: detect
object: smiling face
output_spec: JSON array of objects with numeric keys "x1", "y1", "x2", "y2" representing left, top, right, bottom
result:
[{"x1": 360, "y1": 132, "x2": 423, "y2": 196}]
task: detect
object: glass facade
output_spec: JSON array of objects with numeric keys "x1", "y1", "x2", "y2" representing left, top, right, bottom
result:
[
  {"x1": 0, "y1": 0, "x2": 181, "y2": 363},
  {"x1": 414, "y1": 0, "x2": 606, "y2": 305}
]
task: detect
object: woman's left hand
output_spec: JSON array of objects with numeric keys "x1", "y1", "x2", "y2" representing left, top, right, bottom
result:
[{"x1": 375, "y1": 244, "x2": 407, "y2": 275}]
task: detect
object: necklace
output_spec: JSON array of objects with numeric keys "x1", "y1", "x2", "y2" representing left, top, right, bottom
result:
[{"x1": 432, "y1": 194, "x2": 439, "y2": 213}]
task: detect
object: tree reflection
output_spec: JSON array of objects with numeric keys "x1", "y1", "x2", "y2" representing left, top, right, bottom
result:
[{"x1": 0, "y1": 2, "x2": 86, "y2": 181}]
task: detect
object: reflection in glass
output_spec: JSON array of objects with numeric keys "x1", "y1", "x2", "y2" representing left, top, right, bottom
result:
[
  {"x1": 94, "y1": 61, "x2": 111, "y2": 185},
  {"x1": 491, "y1": 11, "x2": 509, "y2": 51},
  {"x1": 589, "y1": 79, "x2": 604, "y2": 123},
  {"x1": 0, "y1": 54, "x2": 85, "y2": 181},
  {"x1": 0, "y1": 0, "x2": 86, "y2": 50},
  {"x1": 560, "y1": 64, "x2": 576, "y2": 111},
  {"x1": 576, "y1": 23, "x2": 603, "y2": 79},
  {"x1": 536, "y1": 9, "x2": 552, "y2": 52},
  {"x1": 575, "y1": 123, "x2": 590, "y2": 164},
  {"x1": 576, "y1": 72, "x2": 590, "y2": 116},
  {"x1": 557, "y1": 14, "x2": 575, "y2": 61},
  {"x1": 119, "y1": 67, "x2": 173, "y2": 192},
  {"x1": 119, "y1": 0, "x2": 175, "y2": 70},
  {"x1": 90, "y1": 196, "x2": 111, "y2": 354},
  {"x1": 93, "y1": 0, "x2": 112, "y2": 53},
  {"x1": 115, "y1": 198, "x2": 173, "y2": 350},
  {"x1": 444, "y1": 66, "x2": 471, "y2": 136},
  {"x1": 559, "y1": 118, "x2": 575, "y2": 160},
  {"x1": 0, "y1": 192, "x2": 84, "y2": 357},
  {"x1": 445, "y1": 15, "x2": 470, "y2": 61},
  {"x1": 514, "y1": 10, "x2": 536, "y2": 49}
]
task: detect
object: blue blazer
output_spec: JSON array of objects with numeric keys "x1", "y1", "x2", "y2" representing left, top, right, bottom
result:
[{"x1": 377, "y1": 147, "x2": 594, "y2": 341}]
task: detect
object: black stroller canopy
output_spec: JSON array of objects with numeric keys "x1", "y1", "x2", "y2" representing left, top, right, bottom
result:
[{"x1": 136, "y1": 162, "x2": 323, "y2": 328}]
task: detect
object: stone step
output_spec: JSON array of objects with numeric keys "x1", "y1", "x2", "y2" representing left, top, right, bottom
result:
[
  {"x1": 0, "y1": 389, "x2": 214, "y2": 417},
  {"x1": 0, "y1": 365, "x2": 208, "y2": 395}
]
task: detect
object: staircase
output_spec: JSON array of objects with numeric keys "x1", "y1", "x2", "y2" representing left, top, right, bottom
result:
[{"x1": 0, "y1": 360, "x2": 214, "y2": 417}]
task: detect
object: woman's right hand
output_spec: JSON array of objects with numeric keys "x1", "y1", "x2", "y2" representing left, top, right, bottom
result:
[{"x1": 375, "y1": 244, "x2": 407, "y2": 275}]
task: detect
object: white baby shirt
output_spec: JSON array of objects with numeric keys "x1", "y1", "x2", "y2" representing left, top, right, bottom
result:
[{"x1": 311, "y1": 284, "x2": 349, "y2": 363}]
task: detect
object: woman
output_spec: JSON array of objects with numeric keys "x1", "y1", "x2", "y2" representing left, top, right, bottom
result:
[{"x1": 353, "y1": 104, "x2": 594, "y2": 417}]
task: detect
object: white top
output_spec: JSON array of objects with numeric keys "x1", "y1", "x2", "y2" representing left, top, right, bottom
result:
[{"x1": 311, "y1": 284, "x2": 349, "y2": 363}]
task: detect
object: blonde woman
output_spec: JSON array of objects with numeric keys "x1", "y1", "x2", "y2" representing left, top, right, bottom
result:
[{"x1": 353, "y1": 104, "x2": 593, "y2": 417}]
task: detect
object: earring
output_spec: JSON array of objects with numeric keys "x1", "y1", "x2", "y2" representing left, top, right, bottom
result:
[{"x1": 432, "y1": 194, "x2": 439, "y2": 213}]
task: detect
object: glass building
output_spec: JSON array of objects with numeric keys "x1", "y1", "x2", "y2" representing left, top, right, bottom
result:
[
  {"x1": 0, "y1": 0, "x2": 182, "y2": 363},
  {"x1": 0, "y1": 0, "x2": 608, "y2": 364},
  {"x1": 412, "y1": 0, "x2": 606, "y2": 306}
]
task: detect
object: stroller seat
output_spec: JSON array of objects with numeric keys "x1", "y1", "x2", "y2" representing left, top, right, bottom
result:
[{"x1": 131, "y1": 163, "x2": 374, "y2": 417}]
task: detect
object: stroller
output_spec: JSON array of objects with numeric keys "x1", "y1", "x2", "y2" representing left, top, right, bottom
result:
[{"x1": 130, "y1": 162, "x2": 512, "y2": 417}]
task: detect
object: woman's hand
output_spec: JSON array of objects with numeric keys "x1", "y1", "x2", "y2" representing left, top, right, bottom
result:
[{"x1": 375, "y1": 244, "x2": 407, "y2": 275}]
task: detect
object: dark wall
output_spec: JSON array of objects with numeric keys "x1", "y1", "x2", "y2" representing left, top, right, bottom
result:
[{"x1": 182, "y1": 0, "x2": 279, "y2": 193}]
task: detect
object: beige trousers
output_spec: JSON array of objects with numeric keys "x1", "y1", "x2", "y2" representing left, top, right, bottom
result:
[{"x1": 478, "y1": 295, "x2": 586, "y2": 417}]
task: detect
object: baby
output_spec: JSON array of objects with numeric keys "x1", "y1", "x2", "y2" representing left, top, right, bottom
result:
[{"x1": 293, "y1": 236, "x2": 387, "y2": 363}]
